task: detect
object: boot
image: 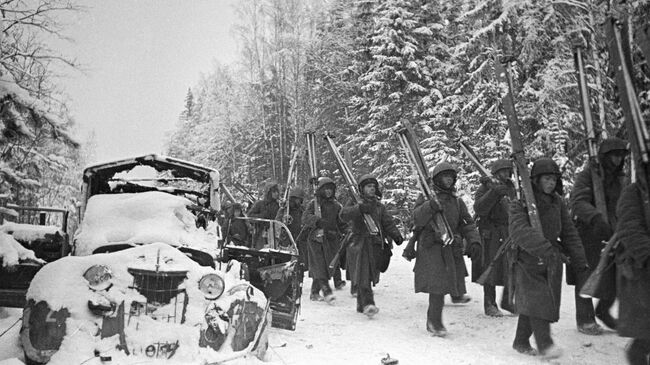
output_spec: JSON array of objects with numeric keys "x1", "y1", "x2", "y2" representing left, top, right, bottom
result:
[
  {"x1": 334, "y1": 280, "x2": 346, "y2": 290},
  {"x1": 363, "y1": 304, "x2": 379, "y2": 318},
  {"x1": 485, "y1": 304, "x2": 504, "y2": 317},
  {"x1": 578, "y1": 322, "x2": 603, "y2": 336},
  {"x1": 310, "y1": 293, "x2": 323, "y2": 301},
  {"x1": 512, "y1": 342, "x2": 537, "y2": 356},
  {"x1": 595, "y1": 300, "x2": 618, "y2": 330},
  {"x1": 539, "y1": 344, "x2": 563, "y2": 360},
  {"x1": 451, "y1": 294, "x2": 471, "y2": 304},
  {"x1": 426, "y1": 320, "x2": 447, "y2": 337}
]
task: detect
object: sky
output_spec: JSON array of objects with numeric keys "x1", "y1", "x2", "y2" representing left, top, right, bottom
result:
[{"x1": 54, "y1": 0, "x2": 239, "y2": 164}]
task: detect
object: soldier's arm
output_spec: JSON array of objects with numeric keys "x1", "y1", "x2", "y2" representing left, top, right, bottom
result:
[
  {"x1": 559, "y1": 199, "x2": 588, "y2": 270},
  {"x1": 301, "y1": 199, "x2": 319, "y2": 228},
  {"x1": 459, "y1": 198, "x2": 481, "y2": 244},
  {"x1": 380, "y1": 205, "x2": 402, "y2": 242},
  {"x1": 473, "y1": 183, "x2": 500, "y2": 217},
  {"x1": 334, "y1": 202, "x2": 350, "y2": 232},
  {"x1": 508, "y1": 199, "x2": 551, "y2": 257},
  {"x1": 616, "y1": 184, "x2": 650, "y2": 267},
  {"x1": 569, "y1": 167, "x2": 599, "y2": 224},
  {"x1": 339, "y1": 203, "x2": 362, "y2": 222}
]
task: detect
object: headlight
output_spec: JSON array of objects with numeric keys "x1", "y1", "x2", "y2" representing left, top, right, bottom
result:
[
  {"x1": 83, "y1": 265, "x2": 113, "y2": 291},
  {"x1": 198, "y1": 273, "x2": 225, "y2": 300}
]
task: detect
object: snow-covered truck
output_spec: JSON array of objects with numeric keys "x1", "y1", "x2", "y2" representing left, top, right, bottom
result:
[
  {"x1": 0, "y1": 205, "x2": 70, "y2": 308},
  {"x1": 19, "y1": 154, "x2": 270, "y2": 364}
]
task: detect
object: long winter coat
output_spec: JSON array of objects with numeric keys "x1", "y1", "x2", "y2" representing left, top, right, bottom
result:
[
  {"x1": 302, "y1": 192, "x2": 347, "y2": 280},
  {"x1": 473, "y1": 180, "x2": 516, "y2": 284},
  {"x1": 412, "y1": 188, "x2": 480, "y2": 296},
  {"x1": 248, "y1": 182, "x2": 280, "y2": 249},
  {"x1": 339, "y1": 197, "x2": 401, "y2": 287},
  {"x1": 615, "y1": 183, "x2": 650, "y2": 339},
  {"x1": 568, "y1": 161, "x2": 625, "y2": 295},
  {"x1": 508, "y1": 190, "x2": 588, "y2": 322}
]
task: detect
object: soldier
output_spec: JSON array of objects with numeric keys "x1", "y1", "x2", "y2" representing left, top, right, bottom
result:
[
  {"x1": 275, "y1": 187, "x2": 307, "y2": 255},
  {"x1": 569, "y1": 137, "x2": 628, "y2": 335},
  {"x1": 222, "y1": 202, "x2": 250, "y2": 247},
  {"x1": 340, "y1": 174, "x2": 402, "y2": 317},
  {"x1": 614, "y1": 182, "x2": 650, "y2": 365},
  {"x1": 406, "y1": 162, "x2": 480, "y2": 337},
  {"x1": 473, "y1": 159, "x2": 516, "y2": 317},
  {"x1": 302, "y1": 178, "x2": 348, "y2": 302},
  {"x1": 508, "y1": 158, "x2": 588, "y2": 359},
  {"x1": 248, "y1": 180, "x2": 280, "y2": 249}
]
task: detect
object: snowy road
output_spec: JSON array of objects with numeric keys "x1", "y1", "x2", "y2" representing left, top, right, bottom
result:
[{"x1": 1, "y1": 245, "x2": 628, "y2": 365}]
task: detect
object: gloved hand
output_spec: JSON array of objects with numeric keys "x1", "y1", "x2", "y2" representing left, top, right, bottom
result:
[
  {"x1": 429, "y1": 199, "x2": 441, "y2": 212},
  {"x1": 359, "y1": 202, "x2": 373, "y2": 214},
  {"x1": 402, "y1": 246, "x2": 416, "y2": 261},
  {"x1": 591, "y1": 214, "x2": 613, "y2": 239},
  {"x1": 469, "y1": 242, "x2": 482, "y2": 261},
  {"x1": 480, "y1": 176, "x2": 492, "y2": 185},
  {"x1": 394, "y1": 235, "x2": 404, "y2": 246},
  {"x1": 493, "y1": 184, "x2": 510, "y2": 197}
]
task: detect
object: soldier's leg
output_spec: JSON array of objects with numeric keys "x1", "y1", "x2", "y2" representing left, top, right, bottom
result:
[
  {"x1": 595, "y1": 297, "x2": 617, "y2": 330},
  {"x1": 575, "y1": 286, "x2": 602, "y2": 335},
  {"x1": 426, "y1": 293, "x2": 445, "y2": 333},
  {"x1": 626, "y1": 338, "x2": 650, "y2": 365},
  {"x1": 333, "y1": 268, "x2": 345, "y2": 289},
  {"x1": 529, "y1": 316, "x2": 553, "y2": 354},
  {"x1": 484, "y1": 284, "x2": 502, "y2": 316},
  {"x1": 513, "y1": 314, "x2": 535, "y2": 354}
]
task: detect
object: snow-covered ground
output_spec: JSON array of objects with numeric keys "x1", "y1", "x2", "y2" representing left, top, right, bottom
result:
[{"x1": 1, "y1": 244, "x2": 628, "y2": 365}]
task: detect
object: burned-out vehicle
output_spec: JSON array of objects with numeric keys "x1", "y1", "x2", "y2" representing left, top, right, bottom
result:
[
  {"x1": 0, "y1": 205, "x2": 70, "y2": 308},
  {"x1": 20, "y1": 154, "x2": 270, "y2": 364},
  {"x1": 219, "y1": 191, "x2": 303, "y2": 331}
]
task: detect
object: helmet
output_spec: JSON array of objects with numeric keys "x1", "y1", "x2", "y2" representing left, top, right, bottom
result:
[
  {"x1": 490, "y1": 159, "x2": 512, "y2": 175},
  {"x1": 289, "y1": 187, "x2": 305, "y2": 199},
  {"x1": 430, "y1": 162, "x2": 458, "y2": 180},
  {"x1": 358, "y1": 174, "x2": 381, "y2": 197},
  {"x1": 530, "y1": 158, "x2": 560, "y2": 178},
  {"x1": 599, "y1": 137, "x2": 628, "y2": 156},
  {"x1": 317, "y1": 177, "x2": 336, "y2": 191}
]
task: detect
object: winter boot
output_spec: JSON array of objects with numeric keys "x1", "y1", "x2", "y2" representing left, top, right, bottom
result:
[
  {"x1": 485, "y1": 305, "x2": 504, "y2": 317},
  {"x1": 512, "y1": 342, "x2": 537, "y2": 356},
  {"x1": 426, "y1": 321, "x2": 448, "y2": 338},
  {"x1": 310, "y1": 293, "x2": 323, "y2": 301},
  {"x1": 451, "y1": 294, "x2": 471, "y2": 304},
  {"x1": 595, "y1": 301, "x2": 618, "y2": 330},
  {"x1": 363, "y1": 304, "x2": 379, "y2": 318},
  {"x1": 350, "y1": 283, "x2": 358, "y2": 297},
  {"x1": 323, "y1": 293, "x2": 336, "y2": 305},
  {"x1": 578, "y1": 322, "x2": 603, "y2": 336},
  {"x1": 334, "y1": 279, "x2": 346, "y2": 290},
  {"x1": 539, "y1": 344, "x2": 563, "y2": 360}
]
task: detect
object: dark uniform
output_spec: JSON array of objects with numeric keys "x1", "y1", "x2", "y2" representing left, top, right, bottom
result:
[
  {"x1": 248, "y1": 181, "x2": 280, "y2": 249},
  {"x1": 569, "y1": 137, "x2": 628, "y2": 334},
  {"x1": 509, "y1": 158, "x2": 588, "y2": 358},
  {"x1": 339, "y1": 174, "x2": 402, "y2": 317},
  {"x1": 302, "y1": 178, "x2": 347, "y2": 302},
  {"x1": 410, "y1": 163, "x2": 480, "y2": 337},
  {"x1": 222, "y1": 203, "x2": 250, "y2": 247},
  {"x1": 615, "y1": 183, "x2": 650, "y2": 364},
  {"x1": 275, "y1": 187, "x2": 307, "y2": 258},
  {"x1": 473, "y1": 159, "x2": 516, "y2": 317}
]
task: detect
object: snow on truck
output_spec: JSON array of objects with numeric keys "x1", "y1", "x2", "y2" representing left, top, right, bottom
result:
[{"x1": 18, "y1": 154, "x2": 271, "y2": 365}]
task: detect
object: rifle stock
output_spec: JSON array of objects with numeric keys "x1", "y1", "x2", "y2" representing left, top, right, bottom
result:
[
  {"x1": 328, "y1": 231, "x2": 353, "y2": 273},
  {"x1": 579, "y1": 233, "x2": 618, "y2": 298},
  {"x1": 476, "y1": 237, "x2": 513, "y2": 285}
]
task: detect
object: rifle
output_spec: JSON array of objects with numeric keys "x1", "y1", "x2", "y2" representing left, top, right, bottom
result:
[
  {"x1": 574, "y1": 46, "x2": 609, "y2": 224},
  {"x1": 395, "y1": 121, "x2": 454, "y2": 246},
  {"x1": 458, "y1": 141, "x2": 493, "y2": 179},
  {"x1": 282, "y1": 145, "x2": 300, "y2": 225},
  {"x1": 324, "y1": 133, "x2": 380, "y2": 235},
  {"x1": 580, "y1": 233, "x2": 618, "y2": 298},
  {"x1": 232, "y1": 181, "x2": 256, "y2": 206},
  {"x1": 305, "y1": 132, "x2": 324, "y2": 242},
  {"x1": 494, "y1": 57, "x2": 542, "y2": 231},
  {"x1": 328, "y1": 231, "x2": 353, "y2": 274}
]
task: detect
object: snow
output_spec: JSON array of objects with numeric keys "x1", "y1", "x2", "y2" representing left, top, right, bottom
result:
[
  {"x1": 0, "y1": 232, "x2": 45, "y2": 268},
  {"x1": 23, "y1": 243, "x2": 268, "y2": 365},
  {"x1": 74, "y1": 191, "x2": 219, "y2": 257},
  {"x1": 0, "y1": 244, "x2": 630, "y2": 365},
  {"x1": 0, "y1": 223, "x2": 62, "y2": 243}
]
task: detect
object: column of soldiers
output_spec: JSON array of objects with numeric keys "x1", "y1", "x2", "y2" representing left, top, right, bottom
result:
[{"x1": 220, "y1": 136, "x2": 650, "y2": 364}]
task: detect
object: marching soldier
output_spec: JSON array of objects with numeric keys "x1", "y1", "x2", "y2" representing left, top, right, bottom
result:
[
  {"x1": 340, "y1": 174, "x2": 402, "y2": 317},
  {"x1": 406, "y1": 163, "x2": 481, "y2": 336},
  {"x1": 302, "y1": 178, "x2": 348, "y2": 302},
  {"x1": 509, "y1": 158, "x2": 588, "y2": 359},
  {"x1": 569, "y1": 137, "x2": 628, "y2": 335},
  {"x1": 248, "y1": 180, "x2": 280, "y2": 249},
  {"x1": 615, "y1": 182, "x2": 650, "y2": 365},
  {"x1": 473, "y1": 159, "x2": 516, "y2": 317}
]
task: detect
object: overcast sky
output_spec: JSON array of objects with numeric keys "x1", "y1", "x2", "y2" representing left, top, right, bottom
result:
[{"x1": 55, "y1": 0, "x2": 239, "y2": 164}]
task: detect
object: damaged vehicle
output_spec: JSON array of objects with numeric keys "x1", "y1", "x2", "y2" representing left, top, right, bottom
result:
[
  {"x1": 20, "y1": 154, "x2": 270, "y2": 364},
  {"x1": 220, "y1": 186, "x2": 303, "y2": 331},
  {"x1": 0, "y1": 205, "x2": 70, "y2": 308}
]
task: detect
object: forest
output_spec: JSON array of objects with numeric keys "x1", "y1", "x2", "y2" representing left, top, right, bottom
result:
[{"x1": 166, "y1": 0, "x2": 650, "y2": 222}]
